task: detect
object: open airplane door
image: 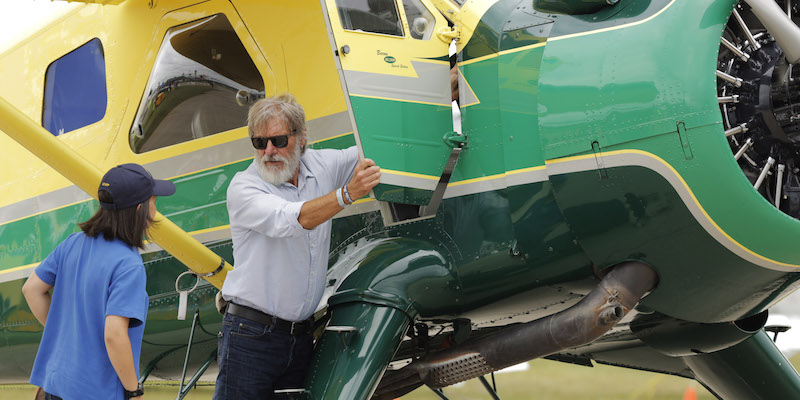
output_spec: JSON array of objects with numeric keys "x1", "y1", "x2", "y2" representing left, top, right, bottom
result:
[{"x1": 322, "y1": 0, "x2": 455, "y2": 213}]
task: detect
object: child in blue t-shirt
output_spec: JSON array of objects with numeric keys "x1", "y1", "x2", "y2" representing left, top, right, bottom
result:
[{"x1": 22, "y1": 164, "x2": 176, "y2": 400}]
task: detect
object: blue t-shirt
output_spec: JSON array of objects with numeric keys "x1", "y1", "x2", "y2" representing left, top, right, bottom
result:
[{"x1": 29, "y1": 232, "x2": 149, "y2": 400}]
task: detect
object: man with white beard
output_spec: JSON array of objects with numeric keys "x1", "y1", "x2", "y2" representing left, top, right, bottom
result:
[{"x1": 214, "y1": 94, "x2": 381, "y2": 399}]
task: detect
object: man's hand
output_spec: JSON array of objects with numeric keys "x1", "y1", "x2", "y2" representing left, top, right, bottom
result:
[
  {"x1": 297, "y1": 157, "x2": 380, "y2": 230},
  {"x1": 346, "y1": 158, "x2": 381, "y2": 201}
]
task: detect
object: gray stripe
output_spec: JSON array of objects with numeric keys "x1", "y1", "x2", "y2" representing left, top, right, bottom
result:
[
  {"x1": 0, "y1": 185, "x2": 92, "y2": 225},
  {"x1": 547, "y1": 153, "x2": 799, "y2": 273},
  {"x1": 380, "y1": 173, "x2": 438, "y2": 192},
  {"x1": 457, "y1": 70, "x2": 479, "y2": 106},
  {"x1": 344, "y1": 61, "x2": 451, "y2": 106},
  {"x1": 0, "y1": 112, "x2": 353, "y2": 225},
  {"x1": 380, "y1": 167, "x2": 549, "y2": 199},
  {"x1": 307, "y1": 111, "x2": 353, "y2": 143},
  {"x1": 0, "y1": 265, "x2": 36, "y2": 284},
  {"x1": 443, "y1": 168, "x2": 550, "y2": 199},
  {"x1": 5, "y1": 151, "x2": 790, "y2": 278},
  {"x1": 146, "y1": 136, "x2": 254, "y2": 180}
]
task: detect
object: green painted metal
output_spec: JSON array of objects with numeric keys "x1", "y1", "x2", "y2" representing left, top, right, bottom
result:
[
  {"x1": 683, "y1": 330, "x2": 800, "y2": 399},
  {"x1": 460, "y1": 0, "x2": 524, "y2": 61},
  {"x1": 349, "y1": 96, "x2": 452, "y2": 204},
  {"x1": 308, "y1": 237, "x2": 457, "y2": 398},
  {"x1": 630, "y1": 312, "x2": 767, "y2": 356},
  {"x1": 306, "y1": 303, "x2": 409, "y2": 399},
  {"x1": 548, "y1": 165, "x2": 797, "y2": 322},
  {"x1": 533, "y1": 0, "x2": 618, "y2": 15},
  {"x1": 0, "y1": 160, "x2": 248, "y2": 272},
  {"x1": 371, "y1": 183, "x2": 434, "y2": 206},
  {"x1": 308, "y1": 133, "x2": 356, "y2": 151},
  {"x1": 7, "y1": 0, "x2": 800, "y2": 397},
  {"x1": 326, "y1": 238, "x2": 461, "y2": 317}
]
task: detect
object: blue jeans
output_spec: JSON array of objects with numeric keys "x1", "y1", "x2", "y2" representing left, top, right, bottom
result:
[
  {"x1": 213, "y1": 312, "x2": 313, "y2": 400},
  {"x1": 44, "y1": 393, "x2": 62, "y2": 400}
]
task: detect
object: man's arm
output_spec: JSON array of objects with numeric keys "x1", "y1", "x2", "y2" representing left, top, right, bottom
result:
[
  {"x1": 105, "y1": 315, "x2": 143, "y2": 399},
  {"x1": 297, "y1": 158, "x2": 381, "y2": 230},
  {"x1": 21, "y1": 272, "x2": 53, "y2": 326}
]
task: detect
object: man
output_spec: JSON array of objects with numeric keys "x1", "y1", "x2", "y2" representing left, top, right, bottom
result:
[
  {"x1": 214, "y1": 94, "x2": 381, "y2": 399},
  {"x1": 23, "y1": 163, "x2": 176, "y2": 400}
]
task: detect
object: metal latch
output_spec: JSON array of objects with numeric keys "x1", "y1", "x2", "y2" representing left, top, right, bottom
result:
[
  {"x1": 437, "y1": 26, "x2": 460, "y2": 43},
  {"x1": 677, "y1": 121, "x2": 693, "y2": 160}
]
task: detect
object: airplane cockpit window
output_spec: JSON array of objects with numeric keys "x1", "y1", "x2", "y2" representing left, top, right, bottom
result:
[
  {"x1": 337, "y1": 0, "x2": 404, "y2": 37},
  {"x1": 402, "y1": 0, "x2": 435, "y2": 40},
  {"x1": 129, "y1": 14, "x2": 265, "y2": 153},
  {"x1": 42, "y1": 38, "x2": 107, "y2": 137}
]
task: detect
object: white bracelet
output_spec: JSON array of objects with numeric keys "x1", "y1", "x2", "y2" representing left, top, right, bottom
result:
[
  {"x1": 343, "y1": 185, "x2": 354, "y2": 205},
  {"x1": 335, "y1": 187, "x2": 347, "y2": 207}
]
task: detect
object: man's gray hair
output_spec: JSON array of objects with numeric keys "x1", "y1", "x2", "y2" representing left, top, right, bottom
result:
[{"x1": 247, "y1": 94, "x2": 307, "y2": 140}]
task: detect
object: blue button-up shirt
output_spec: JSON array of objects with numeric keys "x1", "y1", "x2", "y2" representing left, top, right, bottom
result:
[{"x1": 222, "y1": 147, "x2": 358, "y2": 321}]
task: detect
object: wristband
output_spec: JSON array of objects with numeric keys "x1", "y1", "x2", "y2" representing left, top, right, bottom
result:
[
  {"x1": 343, "y1": 185, "x2": 354, "y2": 205},
  {"x1": 124, "y1": 382, "x2": 144, "y2": 398},
  {"x1": 336, "y1": 187, "x2": 347, "y2": 207}
]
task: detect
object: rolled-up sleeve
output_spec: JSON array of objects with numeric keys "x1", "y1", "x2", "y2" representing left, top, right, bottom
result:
[{"x1": 227, "y1": 176, "x2": 309, "y2": 238}]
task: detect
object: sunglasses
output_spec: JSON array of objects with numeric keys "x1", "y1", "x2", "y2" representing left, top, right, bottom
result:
[{"x1": 251, "y1": 130, "x2": 297, "y2": 150}]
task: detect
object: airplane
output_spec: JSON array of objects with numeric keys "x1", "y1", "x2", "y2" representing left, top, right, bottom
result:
[{"x1": 3, "y1": 0, "x2": 800, "y2": 399}]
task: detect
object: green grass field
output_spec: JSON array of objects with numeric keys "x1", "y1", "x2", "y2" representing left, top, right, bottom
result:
[{"x1": 2, "y1": 354, "x2": 798, "y2": 399}]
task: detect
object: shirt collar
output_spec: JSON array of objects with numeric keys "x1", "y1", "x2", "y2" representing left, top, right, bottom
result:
[{"x1": 296, "y1": 153, "x2": 315, "y2": 190}]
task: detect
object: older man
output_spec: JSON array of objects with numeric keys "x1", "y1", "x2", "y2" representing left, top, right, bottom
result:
[{"x1": 213, "y1": 94, "x2": 380, "y2": 399}]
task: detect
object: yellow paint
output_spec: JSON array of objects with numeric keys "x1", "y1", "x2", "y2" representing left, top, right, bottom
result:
[
  {"x1": 0, "y1": 0, "x2": 363, "y2": 285},
  {"x1": 0, "y1": 263, "x2": 39, "y2": 276},
  {"x1": 323, "y1": 0, "x2": 451, "y2": 78},
  {"x1": 351, "y1": 93, "x2": 451, "y2": 107},
  {"x1": 0, "y1": 0, "x2": 350, "y2": 204},
  {"x1": 0, "y1": 96, "x2": 234, "y2": 287},
  {"x1": 445, "y1": 0, "x2": 500, "y2": 54},
  {"x1": 232, "y1": 0, "x2": 348, "y2": 121},
  {"x1": 309, "y1": 131, "x2": 355, "y2": 145},
  {"x1": 382, "y1": 168, "x2": 440, "y2": 181}
]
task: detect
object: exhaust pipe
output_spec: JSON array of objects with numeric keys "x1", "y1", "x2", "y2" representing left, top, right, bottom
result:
[
  {"x1": 743, "y1": 0, "x2": 800, "y2": 63},
  {"x1": 375, "y1": 261, "x2": 657, "y2": 398}
]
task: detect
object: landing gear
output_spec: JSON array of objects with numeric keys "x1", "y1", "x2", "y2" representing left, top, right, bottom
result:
[{"x1": 138, "y1": 310, "x2": 217, "y2": 400}]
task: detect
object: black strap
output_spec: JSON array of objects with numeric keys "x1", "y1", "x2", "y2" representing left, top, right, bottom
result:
[{"x1": 197, "y1": 258, "x2": 226, "y2": 278}]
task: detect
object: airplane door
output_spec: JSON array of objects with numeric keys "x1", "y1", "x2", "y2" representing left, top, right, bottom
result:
[{"x1": 322, "y1": 0, "x2": 454, "y2": 207}]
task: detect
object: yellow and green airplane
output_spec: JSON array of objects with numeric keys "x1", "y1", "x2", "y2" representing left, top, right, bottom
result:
[{"x1": 3, "y1": 0, "x2": 800, "y2": 398}]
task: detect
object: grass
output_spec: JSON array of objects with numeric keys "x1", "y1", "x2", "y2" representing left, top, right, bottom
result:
[
  {"x1": 400, "y1": 359, "x2": 715, "y2": 400},
  {"x1": 3, "y1": 353, "x2": 799, "y2": 399}
]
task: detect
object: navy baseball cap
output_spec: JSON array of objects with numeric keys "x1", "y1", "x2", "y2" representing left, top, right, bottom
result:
[{"x1": 98, "y1": 163, "x2": 176, "y2": 210}]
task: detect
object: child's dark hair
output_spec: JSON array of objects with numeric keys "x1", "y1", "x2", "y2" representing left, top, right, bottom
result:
[{"x1": 79, "y1": 190, "x2": 153, "y2": 249}]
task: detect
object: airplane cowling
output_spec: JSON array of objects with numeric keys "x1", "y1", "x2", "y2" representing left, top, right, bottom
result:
[
  {"x1": 630, "y1": 310, "x2": 769, "y2": 356},
  {"x1": 305, "y1": 237, "x2": 461, "y2": 400}
]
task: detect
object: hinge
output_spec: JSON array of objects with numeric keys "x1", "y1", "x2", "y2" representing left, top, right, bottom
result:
[
  {"x1": 677, "y1": 121, "x2": 693, "y2": 160},
  {"x1": 591, "y1": 141, "x2": 608, "y2": 179},
  {"x1": 437, "y1": 26, "x2": 460, "y2": 43}
]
